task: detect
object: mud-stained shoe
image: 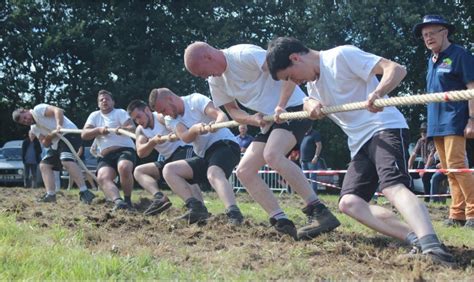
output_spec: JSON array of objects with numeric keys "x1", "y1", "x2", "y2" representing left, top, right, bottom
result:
[
  {"x1": 443, "y1": 218, "x2": 466, "y2": 227},
  {"x1": 226, "y1": 208, "x2": 244, "y2": 226},
  {"x1": 143, "y1": 194, "x2": 172, "y2": 216},
  {"x1": 79, "y1": 189, "x2": 96, "y2": 204},
  {"x1": 423, "y1": 247, "x2": 455, "y2": 267},
  {"x1": 178, "y1": 199, "x2": 209, "y2": 224},
  {"x1": 297, "y1": 203, "x2": 340, "y2": 240},
  {"x1": 112, "y1": 199, "x2": 129, "y2": 211},
  {"x1": 270, "y1": 217, "x2": 298, "y2": 240},
  {"x1": 37, "y1": 193, "x2": 56, "y2": 203},
  {"x1": 464, "y1": 219, "x2": 474, "y2": 229}
]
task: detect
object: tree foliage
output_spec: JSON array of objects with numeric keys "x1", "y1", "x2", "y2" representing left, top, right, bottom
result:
[{"x1": 1, "y1": 0, "x2": 472, "y2": 168}]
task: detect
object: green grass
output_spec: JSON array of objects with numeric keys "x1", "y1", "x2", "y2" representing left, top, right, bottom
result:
[{"x1": 1, "y1": 191, "x2": 472, "y2": 280}]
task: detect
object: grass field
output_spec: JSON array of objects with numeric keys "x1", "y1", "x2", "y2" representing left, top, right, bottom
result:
[{"x1": 0, "y1": 187, "x2": 473, "y2": 280}]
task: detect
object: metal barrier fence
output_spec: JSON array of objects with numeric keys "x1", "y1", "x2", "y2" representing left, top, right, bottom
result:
[{"x1": 230, "y1": 166, "x2": 290, "y2": 195}]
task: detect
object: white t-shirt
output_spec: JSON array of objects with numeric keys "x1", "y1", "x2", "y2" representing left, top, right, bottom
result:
[
  {"x1": 85, "y1": 108, "x2": 135, "y2": 153},
  {"x1": 306, "y1": 45, "x2": 408, "y2": 157},
  {"x1": 165, "y1": 93, "x2": 237, "y2": 158},
  {"x1": 30, "y1": 104, "x2": 78, "y2": 149},
  {"x1": 138, "y1": 112, "x2": 186, "y2": 160},
  {"x1": 208, "y1": 44, "x2": 306, "y2": 115}
]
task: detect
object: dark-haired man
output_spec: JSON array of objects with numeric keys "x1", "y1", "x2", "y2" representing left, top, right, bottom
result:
[
  {"x1": 127, "y1": 99, "x2": 201, "y2": 216},
  {"x1": 266, "y1": 36, "x2": 453, "y2": 264}
]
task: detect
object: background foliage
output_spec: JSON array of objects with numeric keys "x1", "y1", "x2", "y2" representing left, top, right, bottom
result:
[{"x1": 1, "y1": 0, "x2": 473, "y2": 168}]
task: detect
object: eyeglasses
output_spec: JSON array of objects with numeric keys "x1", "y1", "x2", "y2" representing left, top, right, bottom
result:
[{"x1": 421, "y1": 28, "x2": 446, "y2": 39}]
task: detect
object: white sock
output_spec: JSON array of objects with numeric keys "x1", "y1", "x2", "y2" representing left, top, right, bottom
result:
[{"x1": 79, "y1": 186, "x2": 88, "y2": 192}]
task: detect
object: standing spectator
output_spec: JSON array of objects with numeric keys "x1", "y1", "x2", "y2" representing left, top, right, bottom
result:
[
  {"x1": 235, "y1": 124, "x2": 254, "y2": 153},
  {"x1": 77, "y1": 145, "x2": 98, "y2": 190},
  {"x1": 408, "y1": 122, "x2": 436, "y2": 202},
  {"x1": 414, "y1": 15, "x2": 474, "y2": 228},
  {"x1": 430, "y1": 152, "x2": 448, "y2": 204},
  {"x1": 466, "y1": 139, "x2": 474, "y2": 168},
  {"x1": 21, "y1": 130, "x2": 42, "y2": 188},
  {"x1": 300, "y1": 128, "x2": 323, "y2": 193}
]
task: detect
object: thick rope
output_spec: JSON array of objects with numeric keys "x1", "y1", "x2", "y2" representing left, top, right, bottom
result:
[
  {"x1": 56, "y1": 89, "x2": 474, "y2": 142},
  {"x1": 164, "y1": 88, "x2": 474, "y2": 141},
  {"x1": 59, "y1": 128, "x2": 136, "y2": 139}
]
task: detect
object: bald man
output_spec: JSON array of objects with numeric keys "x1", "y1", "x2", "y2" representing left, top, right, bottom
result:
[{"x1": 184, "y1": 42, "x2": 340, "y2": 240}]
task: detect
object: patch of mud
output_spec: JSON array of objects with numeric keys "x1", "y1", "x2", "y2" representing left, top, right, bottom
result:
[{"x1": 0, "y1": 187, "x2": 472, "y2": 280}]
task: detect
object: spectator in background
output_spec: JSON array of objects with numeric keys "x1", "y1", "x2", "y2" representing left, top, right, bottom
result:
[
  {"x1": 235, "y1": 124, "x2": 254, "y2": 153},
  {"x1": 466, "y1": 139, "x2": 474, "y2": 168},
  {"x1": 77, "y1": 145, "x2": 98, "y2": 190},
  {"x1": 300, "y1": 127, "x2": 323, "y2": 193},
  {"x1": 21, "y1": 130, "x2": 42, "y2": 188},
  {"x1": 408, "y1": 122, "x2": 436, "y2": 202},
  {"x1": 414, "y1": 15, "x2": 474, "y2": 228},
  {"x1": 430, "y1": 152, "x2": 448, "y2": 204}
]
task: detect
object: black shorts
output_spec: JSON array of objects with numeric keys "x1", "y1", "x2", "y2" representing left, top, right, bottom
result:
[
  {"x1": 186, "y1": 140, "x2": 240, "y2": 184},
  {"x1": 340, "y1": 129, "x2": 411, "y2": 202},
  {"x1": 41, "y1": 134, "x2": 82, "y2": 169},
  {"x1": 97, "y1": 147, "x2": 136, "y2": 173},
  {"x1": 154, "y1": 145, "x2": 195, "y2": 170},
  {"x1": 254, "y1": 104, "x2": 312, "y2": 146}
]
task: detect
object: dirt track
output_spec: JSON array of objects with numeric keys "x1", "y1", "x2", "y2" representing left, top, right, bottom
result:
[{"x1": 1, "y1": 187, "x2": 473, "y2": 280}]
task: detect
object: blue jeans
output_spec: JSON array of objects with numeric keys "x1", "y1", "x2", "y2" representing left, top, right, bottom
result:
[
  {"x1": 430, "y1": 172, "x2": 448, "y2": 204},
  {"x1": 301, "y1": 160, "x2": 321, "y2": 193}
]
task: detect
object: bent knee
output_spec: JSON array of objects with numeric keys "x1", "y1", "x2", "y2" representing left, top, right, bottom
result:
[{"x1": 338, "y1": 194, "x2": 360, "y2": 214}]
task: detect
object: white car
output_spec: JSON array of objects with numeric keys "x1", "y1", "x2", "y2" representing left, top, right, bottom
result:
[{"x1": 0, "y1": 140, "x2": 24, "y2": 185}]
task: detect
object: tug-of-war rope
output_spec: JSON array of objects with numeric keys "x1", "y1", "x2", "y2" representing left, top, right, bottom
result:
[{"x1": 48, "y1": 89, "x2": 474, "y2": 191}]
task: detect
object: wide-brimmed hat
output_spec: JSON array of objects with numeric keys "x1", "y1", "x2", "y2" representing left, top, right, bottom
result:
[{"x1": 413, "y1": 15, "x2": 455, "y2": 37}]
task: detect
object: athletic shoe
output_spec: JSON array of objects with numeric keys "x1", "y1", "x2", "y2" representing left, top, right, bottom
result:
[
  {"x1": 79, "y1": 190, "x2": 96, "y2": 204},
  {"x1": 37, "y1": 193, "x2": 56, "y2": 203},
  {"x1": 226, "y1": 208, "x2": 244, "y2": 226},
  {"x1": 112, "y1": 199, "x2": 129, "y2": 211},
  {"x1": 464, "y1": 219, "x2": 474, "y2": 229},
  {"x1": 143, "y1": 194, "x2": 172, "y2": 216},
  {"x1": 423, "y1": 246, "x2": 455, "y2": 266},
  {"x1": 443, "y1": 218, "x2": 466, "y2": 227},
  {"x1": 269, "y1": 217, "x2": 298, "y2": 240},
  {"x1": 297, "y1": 203, "x2": 340, "y2": 240},
  {"x1": 178, "y1": 199, "x2": 209, "y2": 224}
]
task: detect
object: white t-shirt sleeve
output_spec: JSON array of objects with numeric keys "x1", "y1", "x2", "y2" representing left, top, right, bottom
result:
[
  {"x1": 340, "y1": 46, "x2": 381, "y2": 82},
  {"x1": 117, "y1": 109, "x2": 131, "y2": 125},
  {"x1": 33, "y1": 104, "x2": 48, "y2": 119},
  {"x1": 209, "y1": 79, "x2": 232, "y2": 107},
  {"x1": 85, "y1": 111, "x2": 98, "y2": 127},
  {"x1": 191, "y1": 93, "x2": 212, "y2": 114},
  {"x1": 238, "y1": 45, "x2": 266, "y2": 71}
]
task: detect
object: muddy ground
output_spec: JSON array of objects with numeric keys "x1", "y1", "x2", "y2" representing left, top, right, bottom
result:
[{"x1": 1, "y1": 187, "x2": 473, "y2": 280}]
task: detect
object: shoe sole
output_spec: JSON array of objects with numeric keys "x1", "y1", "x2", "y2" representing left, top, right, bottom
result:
[
  {"x1": 297, "y1": 218, "x2": 341, "y2": 240},
  {"x1": 143, "y1": 201, "x2": 172, "y2": 216}
]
